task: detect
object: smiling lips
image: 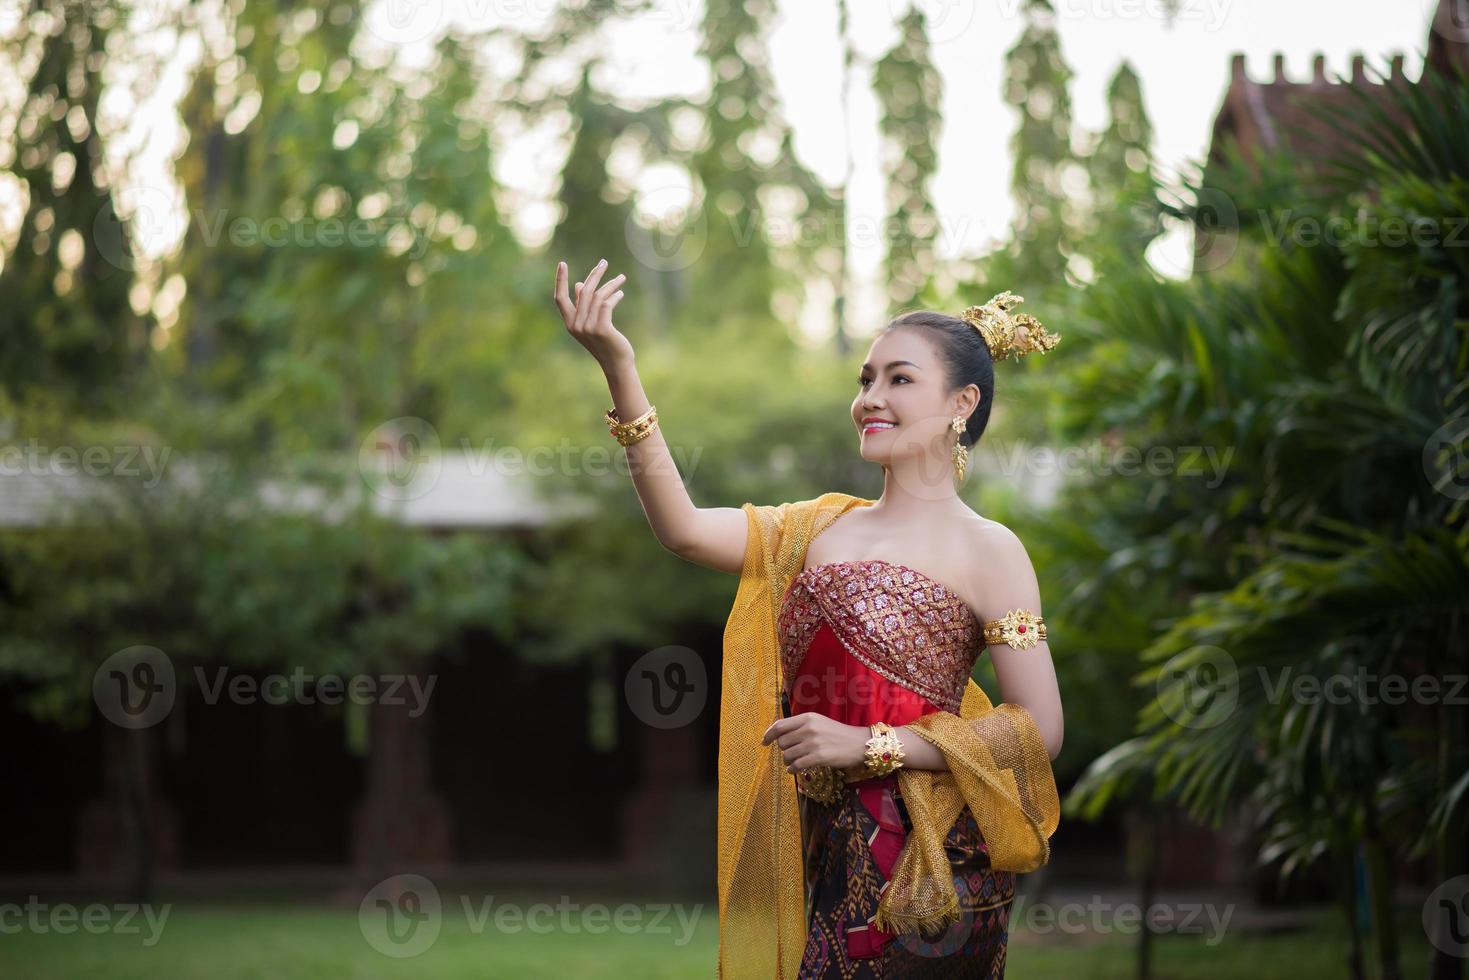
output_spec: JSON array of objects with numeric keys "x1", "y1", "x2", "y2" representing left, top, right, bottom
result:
[{"x1": 861, "y1": 418, "x2": 897, "y2": 433}]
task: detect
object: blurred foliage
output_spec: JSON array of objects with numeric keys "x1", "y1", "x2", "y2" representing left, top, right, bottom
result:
[
  {"x1": 4, "y1": 13, "x2": 1464, "y2": 974},
  {"x1": 1080, "y1": 61, "x2": 1167, "y2": 278},
  {"x1": 0, "y1": 412, "x2": 521, "y2": 729},
  {"x1": 1061, "y1": 59, "x2": 1469, "y2": 980},
  {"x1": 1000, "y1": 0, "x2": 1080, "y2": 290},
  {"x1": 873, "y1": 6, "x2": 943, "y2": 310},
  {"x1": 0, "y1": 0, "x2": 153, "y2": 411}
]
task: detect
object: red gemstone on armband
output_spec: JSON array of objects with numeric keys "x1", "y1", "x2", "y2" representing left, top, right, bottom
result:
[
  {"x1": 1018, "y1": 625, "x2": 1027, "y2": 632},
  {"x1": 882, "y1": 752, "x2": 891, "y2": 760}
]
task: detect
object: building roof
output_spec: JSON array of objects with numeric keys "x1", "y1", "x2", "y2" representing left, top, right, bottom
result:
[
  {"x1": 1208, "y1": 52, "x2": 1416, "y2": 174},
  {"x1": 1209, "y1": 0, "x2": 1467, "y2": 172}
]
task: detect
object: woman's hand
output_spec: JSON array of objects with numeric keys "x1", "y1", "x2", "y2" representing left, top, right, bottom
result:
[
  {"x1": 553, "y1": 258, "x2": 634, "y2": 371},
  {"x1": 761, "y1": 712, "x2": 870, "y2": 774}
]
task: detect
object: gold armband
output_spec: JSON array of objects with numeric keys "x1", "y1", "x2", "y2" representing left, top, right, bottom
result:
[{"x1": 981, "y1": 609, "x2": 1046, "y2": 650}]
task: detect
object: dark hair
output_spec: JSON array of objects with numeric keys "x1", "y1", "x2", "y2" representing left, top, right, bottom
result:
[{"x1": 881, "y1": 310, "x2": 995, "y2": 449}]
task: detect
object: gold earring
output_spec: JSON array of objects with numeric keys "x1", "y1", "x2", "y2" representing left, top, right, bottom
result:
[{"x1": 951, "y1": 415, "x2": 968, "y2": 484}]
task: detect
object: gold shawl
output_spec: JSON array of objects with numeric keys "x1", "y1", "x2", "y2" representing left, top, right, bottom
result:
[{"x1": 716, "y1": 491, "x2": 1060, "y2": 978}]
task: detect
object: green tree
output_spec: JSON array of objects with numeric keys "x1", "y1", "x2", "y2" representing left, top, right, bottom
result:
[
  {"x1": 1061, "y1": 61, "x2": 1469, "y2": 980},
  {"x1": 873, "y1": 6, "x2": 944, "y2": 309},
  {"x1": 0, "y1": 0, "x2": 152, "y2": 413},
  {"x1": 1077, "y1": 61, "x2": 1165, "y2": 278},
  {"x1": 675, "y1": 0, "x2": 839, "y2": 339},
  {"x1": 999, "y1": 0, "x2": 1079, "y2": 290}
]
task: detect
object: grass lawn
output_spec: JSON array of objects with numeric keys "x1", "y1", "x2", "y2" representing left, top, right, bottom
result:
[{"x1": 0, "y1": 887, "x2": 1433, "y2": 979}]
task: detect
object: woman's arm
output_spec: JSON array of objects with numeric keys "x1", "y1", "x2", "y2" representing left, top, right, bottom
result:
[
  {"x1": 967, "y1": 522, "x2": 1064, "y2": 760},
  {"x1": 886, "y1": 523, "x2": 1065, "y2": 769},
  {"x1": 554, "y1": 260, "x2": 750, "y2": 575},
  {"x1": 602, "y1": 357, "x2": 749, "y2": 573}
]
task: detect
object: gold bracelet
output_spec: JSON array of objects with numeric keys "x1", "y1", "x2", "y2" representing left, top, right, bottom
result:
[
  {"x1": 980, "y1": 609, "x2": 1047, "y2": 650},
  {"x1": 605, "y1": 405, "x2": 658, "y2": 447},
  {"x1": 792, "y1": 722, "x2": 907, "y2": 803},
  {"x1": 862, "y1": 721, "x2": 905, "y2": 777}
]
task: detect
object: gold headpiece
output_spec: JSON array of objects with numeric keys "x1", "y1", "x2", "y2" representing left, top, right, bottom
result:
[{"x1": 960, "y1": 291, "x2": 1061, "y2": 362}]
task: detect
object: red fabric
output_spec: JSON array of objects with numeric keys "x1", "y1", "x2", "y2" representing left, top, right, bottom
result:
[{"x1": 789, "y1": 619, "x2": 943, "y2": 960}]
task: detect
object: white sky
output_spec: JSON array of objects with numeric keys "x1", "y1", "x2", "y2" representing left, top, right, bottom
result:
[{"x1": 0, "y1": 0, "x2": 1441, "y2": 333}]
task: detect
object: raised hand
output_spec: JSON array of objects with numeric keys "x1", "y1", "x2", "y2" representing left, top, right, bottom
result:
[{"x1": 553, "y1": 258, "x2": 634, "y2": 370}]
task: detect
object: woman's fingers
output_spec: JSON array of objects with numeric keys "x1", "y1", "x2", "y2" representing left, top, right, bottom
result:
[
  {"x1": 785, "y1": 747, "x2": 816, "y2": 771},
  {"x1": 598, "y1": 289, "x2": 625, "y2": 330},
  {"x1": 553, "y1": 262, "x2": 574, "y2": 322},
  {"x1": 574, "y1": 261, "x2": 609, "y2": 329},
  {"x1": 579, "y1": 266, "x2": 624, "y2": 332},
  {"x1": 594, "y1": 272, "x2": 625, "y2": 299},
  {"x1": 553, "y1": 260, "x2": 623, "y2": 333}
]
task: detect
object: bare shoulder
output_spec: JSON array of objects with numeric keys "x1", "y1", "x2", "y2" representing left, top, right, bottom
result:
[
  {"x1": 964, "y1": 515, "x2": 1030, "y2": 563},
  {"x1": 961, "y1": 516, "x2": 1041, "y2": 612}
]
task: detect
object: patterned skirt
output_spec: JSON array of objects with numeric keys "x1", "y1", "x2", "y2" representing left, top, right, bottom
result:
[{"x1": 796, "y1": 775, "x2": 1016, "y2": 979}]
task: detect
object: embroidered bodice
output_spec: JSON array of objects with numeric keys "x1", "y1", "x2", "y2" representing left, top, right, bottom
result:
[{"x1": 777, "y1": 558, "x2": 982, "y2": 714}]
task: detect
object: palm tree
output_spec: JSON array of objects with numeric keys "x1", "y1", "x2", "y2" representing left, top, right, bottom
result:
[{"x1": 1055, "y1": 59, "x2": 1469, "y2": 980}]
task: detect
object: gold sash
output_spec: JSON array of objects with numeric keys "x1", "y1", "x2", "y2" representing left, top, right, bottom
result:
[{"x1": 716, "y1": 491, "x2": 1060, "y2": 978}]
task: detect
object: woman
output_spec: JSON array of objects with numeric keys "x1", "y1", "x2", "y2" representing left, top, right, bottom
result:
[{"x1": 553, "y1": 259, "x2": 1064, "y2": 979}]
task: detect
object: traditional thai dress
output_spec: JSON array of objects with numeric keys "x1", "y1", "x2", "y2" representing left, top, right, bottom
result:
[
  {"x1": 716, "y1": 492, "x2": 1057, "y2": 980},
  {"x1": 777, "y1": 558, "x2": 1015, "y2": 978}
]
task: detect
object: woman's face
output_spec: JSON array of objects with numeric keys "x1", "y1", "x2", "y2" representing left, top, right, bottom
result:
[{"x1": 851, "y1": 328, "x2": 977, "y2": 469}]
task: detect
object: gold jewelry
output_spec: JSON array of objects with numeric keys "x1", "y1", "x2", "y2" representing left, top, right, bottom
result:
[
  {"x1": 981, "y1": 608, "x2": 1047, "y2": 650},
  {"x1": 951, "y1": 414, "x2": 968, "y2": 484},
  {"x1": 959, "y1": 292, "x2": 1061, "y2": 362},
  {"x1": 863, "y1": 721, "x2": 906, "y2": 777},
  {"x1": 793, "y1": 725, "x2": 905, "y2": 803},
  {"x1": 794, "y1": 765, "x2": 847, "y2": 804},
  {"x1": 605, "y1": 404, "x2": 658, "y2": 446}
]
